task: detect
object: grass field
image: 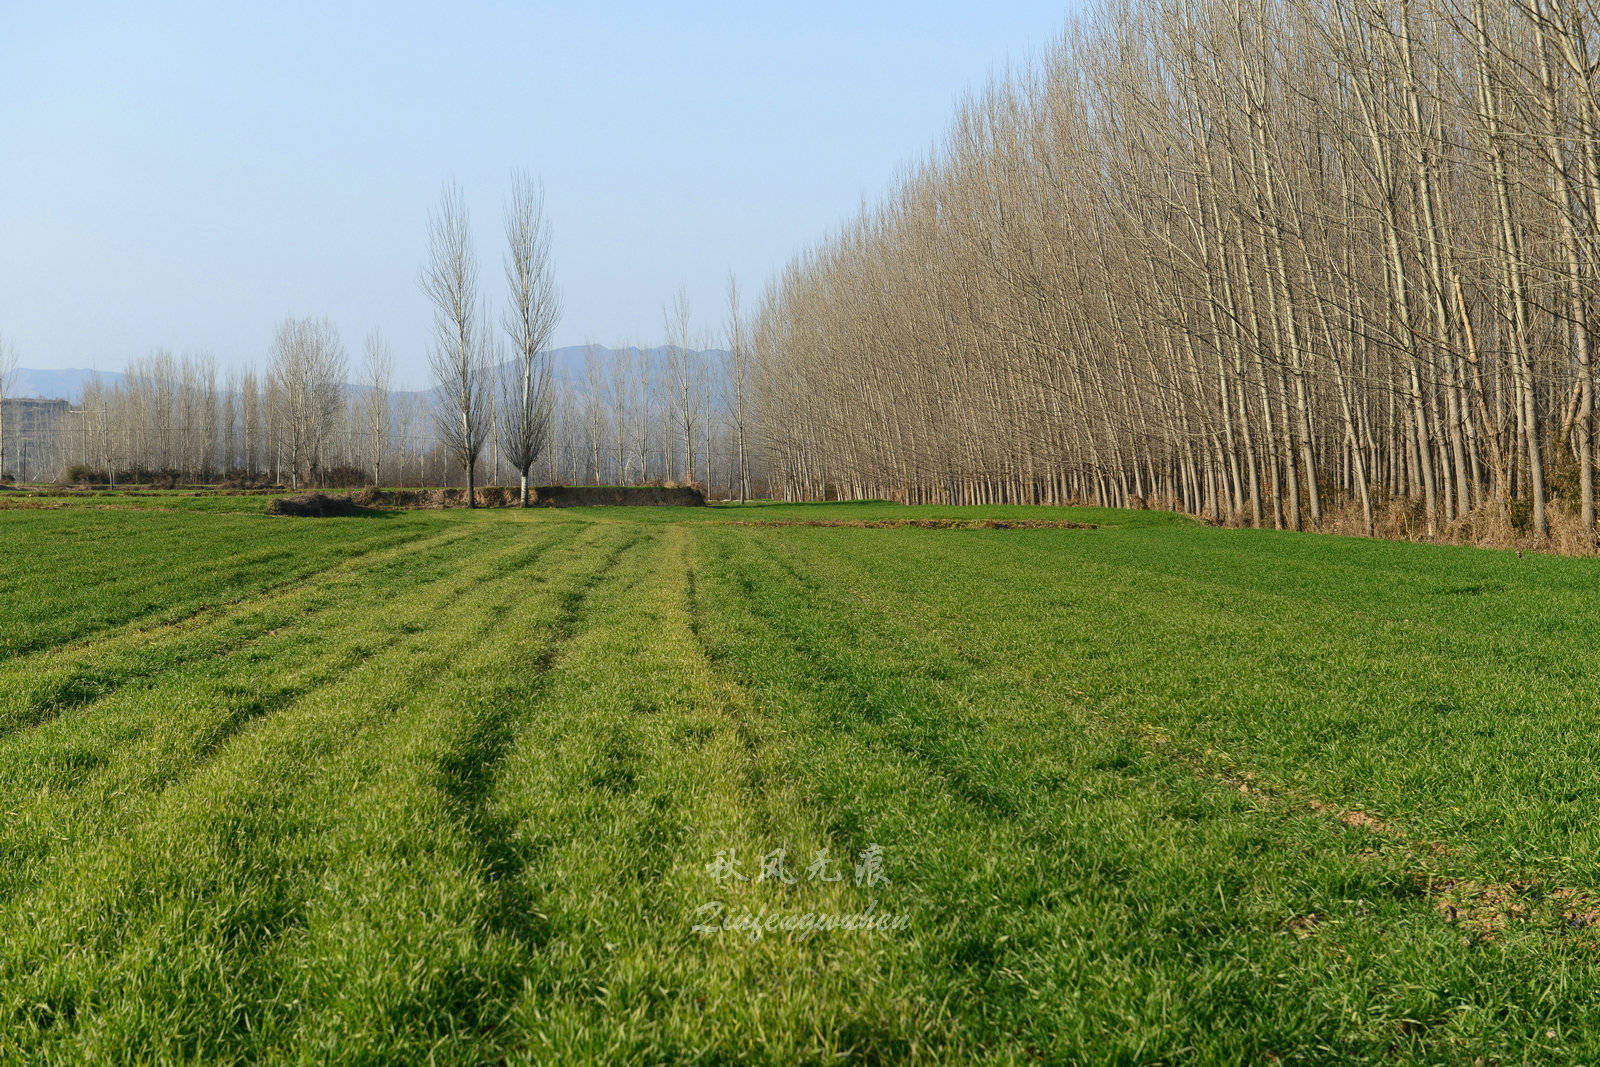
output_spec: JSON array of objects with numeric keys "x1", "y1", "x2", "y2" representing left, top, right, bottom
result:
[{"x1": 4, "y1": 497, "x2": 1600, "y2": 1062}]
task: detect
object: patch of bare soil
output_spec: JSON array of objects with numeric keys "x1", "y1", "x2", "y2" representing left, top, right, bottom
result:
[
  {"x1": 1426, "y1": 878, "x2": 1600, "y2": 941},
  {"x1": 1284, "y1": 913, "x2": 1324, "y2": 939},
  {"x1": 1307, "y1": 799, "x2": 1391, "y2": 834}
]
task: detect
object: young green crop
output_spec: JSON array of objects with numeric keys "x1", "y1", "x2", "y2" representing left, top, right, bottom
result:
[{"x1": 1, "y1": 501, "x2": 1598, "y2": 1061}]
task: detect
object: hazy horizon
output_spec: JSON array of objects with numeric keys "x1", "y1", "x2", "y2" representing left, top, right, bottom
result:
[
  {"x1": 4, "y1": 342, "x2": 732, "y2": 404},
  {"x1": 1, "y1": 1, "x2": 1077, "y2": 389}
]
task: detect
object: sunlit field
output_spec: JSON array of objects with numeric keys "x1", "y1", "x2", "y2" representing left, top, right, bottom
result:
[{"x1": 4, "y1": 498, "x2": 1600, "y2": 1061}]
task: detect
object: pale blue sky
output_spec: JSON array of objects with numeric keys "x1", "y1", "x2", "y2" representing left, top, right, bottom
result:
[{"x1": 1, "y1": 2, "x2": 1077, "y2": 386}]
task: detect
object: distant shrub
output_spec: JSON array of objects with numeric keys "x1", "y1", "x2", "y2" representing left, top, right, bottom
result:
[
  {"x1": 351, "y1": 487, "x2": 417, "y2": 507},
  {"x1": 476, "y1": 485, "x2": 515, "y2": 507},
  {"x1": 1506, "y1": 496, "x2": 1536, "y2": 534},
  {"x1": 220, "y1": 470, "x2": 276, "y2": 490},
  {"x1": 266, "y1": 493, "x2": 370, "y2": 517},
  {"x1": 64, "y1": 464, "x2": 107, "y2": 485},
  {"x1": 82, "y1": 466, "x2": 188, "y2": 488},
  {"x1": 1545, "y1": 450, "x2": 1583, "y2": 505}
]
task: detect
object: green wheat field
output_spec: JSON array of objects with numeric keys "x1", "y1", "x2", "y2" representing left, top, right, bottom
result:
[{"x1": 5, "y1": 496, "x2": 1600, "y2": 1062}]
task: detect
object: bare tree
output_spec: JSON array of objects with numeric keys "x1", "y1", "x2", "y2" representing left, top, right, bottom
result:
[
  {"x1": 268, "y1": 317, "x2": 347, "y2": 490},
  {"x1": 500, "y1": 173, "x2": 562, "y2": 505},
  {"x1": 423, "y1": 182, "x2": 492, "y2": 505},
  {"x1": 363, "y1": 329, "x2": 394, "y2": 487},
  {"x1": 665, "y1": 289, "x2": 701, "y2": 484},
  {"x1": 735, "y1": 0, "x2": 1600, "y2": 548},
  {"x1": 220, "y1": 370, "x2": 239, "y2": 474},
  {"x1": 582, "y1": 343, "x2": 609, "y2": 483},
  {"x1": 723, "y1": 274, "x2": 752, "y2": 502},
  {"x1": 241, "y1": 370, "x2": 261, "y2": 478},
  {"x1": 480, "y1": 303, "x2": 502, "y2": 484},
  {"x1": 0, "y1": 334, "x2": 15, "y2": 483}
]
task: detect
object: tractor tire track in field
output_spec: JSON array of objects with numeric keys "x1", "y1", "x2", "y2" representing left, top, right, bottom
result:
[
  {"x1": 155, "y1": 526, "x2": 576, "y2": 791},
  {"x1": 0, "y1": 527, "x2": 600, "y2": 1035},
  {"x1": 0, "y1": 528, "x2": 577, "y2": 919},
  {"x1": 726, "y1": 533, "x2": 1022, "y2": 818},
  {"x1": 739, "y1": 529, "x2": 1600, "y2": 952},
  {"x1": 171, "y1": 530, "x2": 601, "y2": 965},
  {"x1": 152, "y1": 534, "x2": 596, "y2": 977},
  {"x1": 436, "y1": 527, "x2": 647, "y2": 953},
  {"x1": 0, "y1": 519, "x2": 461, "y2": 663},
  {"x1": 0, "y1": 524, "x2": 481, "y2": 740},
  {"x1": 680, "y1": 534, "x2": 787, "y2": 820}
]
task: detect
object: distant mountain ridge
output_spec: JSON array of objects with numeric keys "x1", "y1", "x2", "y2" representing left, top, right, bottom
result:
[
  {"x1": 8, "y1": 367, "x2": 127, "y2": 403},
  {"x1": 9, "y1": 345, "x2": 729, "y2": 404}
]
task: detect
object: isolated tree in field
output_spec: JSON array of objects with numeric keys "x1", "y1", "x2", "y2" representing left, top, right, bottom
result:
[
  {"x1": 500, "y1": 173, "x2": 562, "y2": 505},
  {"x1": 362, "y1": 329, "x2": 394, "y2": 487},
  {"x1": 423, "y1": 183, "x2": 493, "y2": 505},
  {"x1": 268, "y1": 316, "x2": 347, "y2": 490},
  {"x1": 0, "y1": 334, "x2": 15, "y2": 482}
]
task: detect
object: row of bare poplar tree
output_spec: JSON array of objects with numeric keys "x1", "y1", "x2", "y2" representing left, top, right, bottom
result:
[
  {"x1": 35, "y1": 174, "x2": 758, "y2": 499},
  {"x1": 63, "y1": 326, "x2": 391, "y2": 489},
  {"x1": 57, "y1": 340, "x2": 752, "y2": 493},
  {"x1": 417, "y1": 181, "x2": 755, "y2": 503},
  {"x1": 752, "y1": 0, "x2": 1600, "y2": 543},
  {"x1": 540, "y1": 336, "x2": 756, "y2": 496}
]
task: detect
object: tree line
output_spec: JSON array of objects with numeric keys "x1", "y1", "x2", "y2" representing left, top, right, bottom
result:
[
  {"x1": 751, "y1": 0, "x2": 1600, "y2": 544},
  {"x1": 11, "y1": 177, "x2": 760, "y2": 500},
  {"x1": 416, "y1": 179, "x2": 756, "y2": 504},
  {"x1": 45, "y1": 338, "x2": 758, "y2": 496}
]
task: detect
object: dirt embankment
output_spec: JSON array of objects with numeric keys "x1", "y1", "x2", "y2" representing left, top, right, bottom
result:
[
  {"x1": 349, "y1": 487, "x2": 518, "y2": 508},
  {"x1": 529, "y1": 485, "x2": 706, "y2": 507}
]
